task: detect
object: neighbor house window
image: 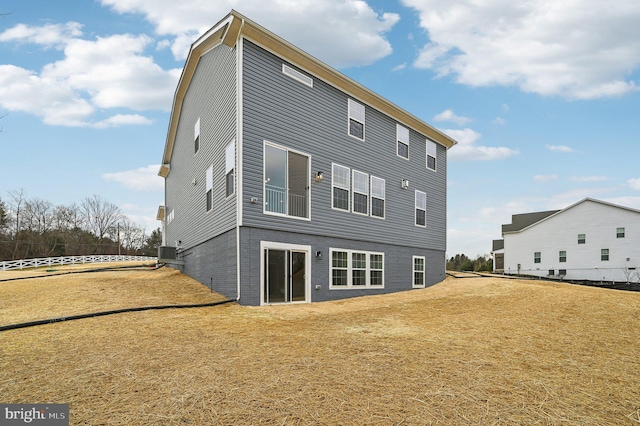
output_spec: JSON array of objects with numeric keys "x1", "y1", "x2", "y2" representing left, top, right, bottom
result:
[
  {"x1": 370, "y1": 176, "x2": 385, "y2": 219},
  {"x1": 559, "y1": 251, "x2": 567, "y2": 263},
  {"x1": 332, "y1": 163, "x2": 350, "y2": 211},
  {"x1": 413, "y1": 256, "x2": 425, "y2": 288},
  {"x1": 397, "y1": 124, "x2": 409, "y2": 159},
  {"x1": 352, "y1": 170, "x2": 369, "y2": 215},
  {"x1": 194, "y1": 118, "x2": 200, "y2": 154},
  {"x1": 415, "y1": 190, "x2": 426, "y2": 227},
  {"x1": 617, "y1": 227, "x2": 625, "y2": 238},
  {"x1": 330, "y1": 248, "x2": 384, "y2": 288},
  {"x1": 225, "y1": 140, "x2": 235, "y2": 197},
  {"x1": 601, "y1": 249, "x2": 609, "y2": 261},
  {"x1": 348, "y1": 99, "x2": 365, "y2": 140},
  {"x1": 534, "y1": 252, "x2": 541, "y2": 263},
  {"x1": 578, "y1": 233, "x2": 586, "y2": 244},
  {"x1": 264, "y1": 142, "x2": 309, "y2": 219},
  {"x1": 205, "y1": 164, "x2": 213, "y2": 212},
  {"x1": 427, "y1": 139, "x2": 437, "y2": 171}
]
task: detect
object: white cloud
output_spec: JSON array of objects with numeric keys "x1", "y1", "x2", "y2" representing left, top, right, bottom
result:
[
  {"x1": 628, "y1": 178, "x2": 640, "y2": 191},
  {"x1": 433, "y1": 109, "x2": 471, "y2": 125},
  {"x1": 93, "y1": 114, "x2": 154, "y2": 129},
  {"x1": 0, "y1": 22, "x2": 83, "y2": 47},
  {"x1": 491, "y1": 117, "x2": 507, "y2": 125},
  {"x1": 402, "y1": 0, "x2": 640, "y2": 99},
  {"x1": 392, "y1": 63, "x2": 407, "y2": 72},
  {"x1": 100, "y1": 0, "x2": 400, "y2": 67},
  {"x1": 103, "y1": 165, "x2": 163, "y2": 192},
  {"x1": 546, "y1": 144, "x2": 575, "y2": 153},
  {"x1": 570, "y1": 176, "x2": 608, "y2": 182},
  {"x1": 444, "y1": 128, "x2": 518, "y2": 161},
  {"x1": 534, "y1": 174, "x2": 558, "y2": 183},
  {"x1": 0, "y1": 24, "x2": 180, "y2": 127}
]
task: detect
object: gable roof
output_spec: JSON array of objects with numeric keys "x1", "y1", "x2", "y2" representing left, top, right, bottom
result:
[
  {"x1": 159, "y1": 10, "x2": 457, "y2": 177},
  {"x1": 502, "y1": 198, "x2": 640, "y2": 235}
]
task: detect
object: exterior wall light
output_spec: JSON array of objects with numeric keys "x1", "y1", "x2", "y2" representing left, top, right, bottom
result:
[
  {"x1": 315, "y1": 171, "x2": 324, "y2": 182},
  {"x1": 315, "y1": 251, "x2": 323, "y2": 259},
  {"x1": 402, "y1": 179, "x2": 409, "y2": 189}
]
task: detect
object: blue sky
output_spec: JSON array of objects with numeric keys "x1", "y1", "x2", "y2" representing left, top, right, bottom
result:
[{"x1": 1, "y1": 0, "x2": 639, "y2": 257}]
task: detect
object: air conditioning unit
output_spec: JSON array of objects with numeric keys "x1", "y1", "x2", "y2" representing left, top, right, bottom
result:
[{"x1": 158, "y1": 246, "x2": 176, "y2": 260}]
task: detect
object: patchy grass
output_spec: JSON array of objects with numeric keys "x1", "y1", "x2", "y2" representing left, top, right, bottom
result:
[{"x1": 1, "y1": 266, "x2": 639, "y2": 425}]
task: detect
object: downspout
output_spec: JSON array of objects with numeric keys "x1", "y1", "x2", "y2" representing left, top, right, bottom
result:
[{"x1": 235, "y1": 19, "x2": 245, "y2": 303}]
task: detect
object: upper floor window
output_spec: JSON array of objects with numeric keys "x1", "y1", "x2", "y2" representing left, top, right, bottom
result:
[
  {"x1": 559, "y1": 250, "x2": 567, "y2": 263},
  {"x1": 413, "y1": 256, "x2": 425, "y2": 288},
  {"x1": 264, "y1": 142, "x2": 309, "y2": 219},
  {"x1": 332, "y1": 163, "x2": 350, "y2": 211},
  {"x1": 352, "y1": 170, "x2": 369, "y2": 215},
  {"x1": 194, "y1": 118, "x2": 200, "y2": 154},
  {"x1": 534, "y1": 252, "x2": 541, "y2": 263},
  {"x1": 427, "y1": 139, "x2": 437, "y2": 171},
  {"x1": 205, "y1": 164, "x2": 213, "y2": 212},
  {"x1": 370, "y1": 176, "x2": 385, "y2": 219},
  {"x1": 601, "y1": 248, "x2": 609, "y2": 261},
  {"x1": 282, "y1": 64, "x2": 313, "y2": 87},
  {"x1": 348, "y1": 99, "x2": 365, "y2": 140},
  {"x1": 578, "y1": 233, "x2": 586, "y2": 244},
  {"x1": 397, "y1": 124, "x2": 409, "y2": 159},
  {"x1": 415, "y1": 190, "x2": 426, "y2": 227},
  {"x1": 225, "y1": 141, "x2": 235, "y2": 197},
  {"x1": 617, "y1": 227, "x2": 625, "y2": 238}
]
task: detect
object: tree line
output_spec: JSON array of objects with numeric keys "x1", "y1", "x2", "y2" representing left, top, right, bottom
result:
[
  {"x1": 0, "y1": 190, "x2": 161, "y2": 261},
  {"x1": 446, "y1": 253, "x2": 493, "y2": 272}
]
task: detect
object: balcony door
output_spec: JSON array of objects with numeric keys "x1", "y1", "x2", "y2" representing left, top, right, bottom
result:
[{"x1": 264, "y1": 142, "x2": 309, "y2": 219}]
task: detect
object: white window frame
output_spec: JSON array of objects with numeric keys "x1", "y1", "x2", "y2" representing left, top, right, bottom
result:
[
  {"x1": 329, "y1": 248, "x2": 384, "y2": 289},
  {"x1": 415, "y1": 190, "x2": 426, "y2": 227},
  {"x1": 348, "y1": 99, "x2": 365, "y2": 141},
  {"x1": 427, "y1": 139, "x2": 437, "y2": 171},
  {"x1": 194, "y1": 118, "x2": 200, "y2": 154},
  {"x1": 205, "y1": 164, "x2": 213, "y2": 212},
  {"x1": 331, "y1": 163, "x2": 350, "y2": 212},
  {"x1": 559, "y1": 250, "x2": 567, "y2": 263},
  {"x1": 225, "y1": 140, "x2": 235, "y2": 198},
  {"x1": 413, "y1": 256, "x2": 425, "y2": 288},
  {"x1": 282, "y1": 64, "x2": 313, "y2": 87},
  {"x1": 263, "y1": 141, "x2": 311, "y2": 220},
  {"x1": 352, "y1": 170, "x2": 369, "y2": 216},
  {"x1": 370, "y1": 176, "x2": 385, "y2": 219},
  {"x1": 617, "y1": 227, "x2": 625, "y2": 238},
  {"x1": 396, "y1": 124, "x2": 409, "y2": 159},
  {"x1": 534, "y1": 252, "x2": 541, "y2": 263},
  {"x1": 167, "y1": 209, "x2": 175, "y2": 224}
]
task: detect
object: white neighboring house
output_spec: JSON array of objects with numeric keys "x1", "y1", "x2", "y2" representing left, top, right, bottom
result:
[{"x1": 498, "y1": 198, "x2": 640, "y2": 282}]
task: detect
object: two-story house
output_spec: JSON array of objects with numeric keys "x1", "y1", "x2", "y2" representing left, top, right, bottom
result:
[
  {"x1": 494, "y1": 198, "x2": 640, "y2": 282},
  {"x1": 157, "y1": 10, "x2": 457, "y2": 305}
]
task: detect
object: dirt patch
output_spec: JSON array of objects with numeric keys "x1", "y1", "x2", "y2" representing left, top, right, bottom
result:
[{"x1": 1, "y1": 268, "x2": 639, "y2": 425}]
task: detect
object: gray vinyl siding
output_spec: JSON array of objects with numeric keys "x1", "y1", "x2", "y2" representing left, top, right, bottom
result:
[
  {"x1": 241, "y1": 39, "x2": 447, "y2": 251},
  {"x1": 239, "y1": 227, "x2": 445, "y2": 306},
  {"x1": 175, "y1": 229, "x2": 237, "y2": 300},
  {"x1": 164, "y1": 43, "x2": 237, "y2": 250}
]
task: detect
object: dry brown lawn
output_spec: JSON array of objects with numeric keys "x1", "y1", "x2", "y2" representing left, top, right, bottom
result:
[{"x1": 1, "y1": 265, "x2": 639, "y2": 425}]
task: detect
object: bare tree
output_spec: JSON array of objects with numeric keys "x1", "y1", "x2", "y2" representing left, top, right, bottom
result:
[
  {"x1": 81, "y1": 195, "x2": 123, "y2": 253},
  {"x1": 119, "y1": 217, "x2": 146, "y2": 254},
  {"x1": 7, "y1": 189, "x2": 26, "y2": 259}
]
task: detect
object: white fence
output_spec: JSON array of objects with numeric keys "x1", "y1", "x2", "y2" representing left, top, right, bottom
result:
[{"x1": 0, "y1": 255, "x2": 157, "y2": 271}]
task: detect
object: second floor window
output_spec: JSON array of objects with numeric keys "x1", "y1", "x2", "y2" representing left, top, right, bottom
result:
[
  {"x1": 397, "y1": 124, "x2": 409, "y2": 159},
  {"x1": 559, "y1": 251, "x2": 567, "y2": 262},
  {"x1": 194, "y1": 118, "x2": 200, "y2": 154},
  {"x1": 264, "y1": 142, "x2": 309, "y2": 219},
  {"x1": 332, "y1": 163, "x2": 350, "y2": 211},
  {"x1": 415, "y1": 190, "x2": 426, "y2": 227},
  {"x1": 617, "y1": 227, "x2": 625, "y2": 238},
  {"x1": 352, "y1": 170, "x2": 369, "y2": 215},
  {"x1": 348, "y1": 99, "x2": 365, "y2": 140},
  {"x1": 578, "y1": 233, "x2": 585, "y2": 244},
  {"x1": 534, "y1": 252, "x2": 541, "y2": 263},
  {"x1": 601, "y1": 249, "x2": 609, "y2": 261}
]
